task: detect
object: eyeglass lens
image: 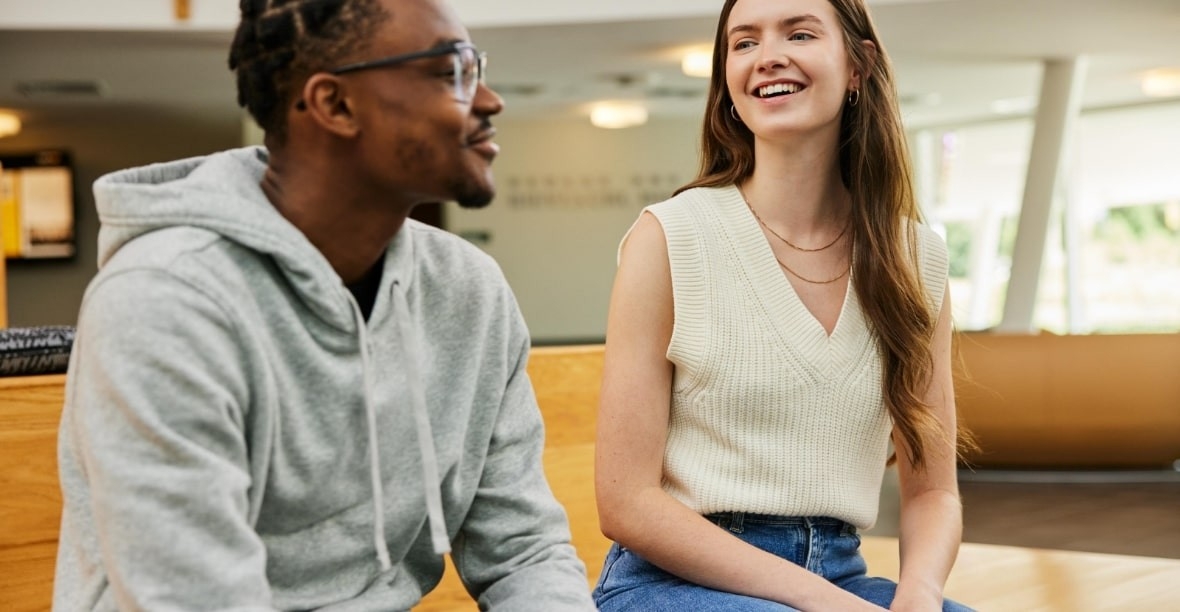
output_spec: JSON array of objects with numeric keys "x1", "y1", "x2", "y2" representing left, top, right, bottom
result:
[{"x1": 454, "y1": 46, "x2": 486, "y2": 102}]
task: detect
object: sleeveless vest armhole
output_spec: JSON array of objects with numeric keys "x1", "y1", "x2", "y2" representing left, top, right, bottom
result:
[
  {"x1": 644, "y1": 193, "x2": 711, "y2": 377},
  {"x1": 913, "y1": 223, "x2": 950, "y2": 315}
]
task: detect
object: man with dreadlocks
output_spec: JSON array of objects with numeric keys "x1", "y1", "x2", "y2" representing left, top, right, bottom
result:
[{"x1": 52, "y1": 0, "x2": 596, "y2": 610}]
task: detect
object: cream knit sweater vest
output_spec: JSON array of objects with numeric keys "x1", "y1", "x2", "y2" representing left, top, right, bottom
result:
[{"x1": 639, "y1": 185, "x2": 948, "y2": 529}]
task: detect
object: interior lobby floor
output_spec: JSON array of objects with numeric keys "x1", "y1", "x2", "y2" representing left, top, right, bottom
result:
[{"x1": 867, "y1": 469, "x2": 1180, "y2": 559}]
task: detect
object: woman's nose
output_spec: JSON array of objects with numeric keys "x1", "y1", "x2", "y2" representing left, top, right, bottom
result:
[{"x1": 755, "y1": 42, "x2": 791, "y2": 72}]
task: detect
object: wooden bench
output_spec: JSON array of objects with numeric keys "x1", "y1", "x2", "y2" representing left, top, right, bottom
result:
[
  {"x1": 4, "y1": 346, "x2": 1180, "y2": 611},
  {"x1": 0, "y1": 373, "x2": 67, "y2": 612},
  {"x1": 957, "y1": 332, "x2": 1180, "y2": 468}
]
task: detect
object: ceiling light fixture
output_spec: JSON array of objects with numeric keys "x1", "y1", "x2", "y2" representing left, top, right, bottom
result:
[
  {"x1": 681, "y1": 48, "x2": 713, "y2": 79},
  {"x1": 0, "y1": 111, "x2": 21, "y2": 138},
  {"x1": 590, "y1": 101, "x2": 648, "y2": 129},
  {"x1": 1141, "y1": 68, "x2": 1180, "y2": 98}
]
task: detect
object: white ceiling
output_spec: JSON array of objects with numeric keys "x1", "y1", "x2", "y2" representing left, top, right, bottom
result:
[{"x1": 0, "y1": 0, "x2": 1178, "y2": 134}]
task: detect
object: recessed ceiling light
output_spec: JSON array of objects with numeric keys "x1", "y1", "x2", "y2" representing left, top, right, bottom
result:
[
  {"x1": 590, "y1": 101, "x2": 648, "y2": 129},
  {"x1": 681, "y1": 48, "x2": 713, "y2": 79},
  {"x1": 0, "y1": 111, "x2": 21, "y2": 138},
  {"x1": 1141, "y1": 68, "x2": 1180, "y2": 98}
]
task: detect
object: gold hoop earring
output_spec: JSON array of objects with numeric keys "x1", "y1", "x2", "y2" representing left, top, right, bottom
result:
[
  {"x1": 848, "y1": 89, "x2": 861, "y2": 107},
  {"x1": 730, "y1": 104, "x2": 742, "y2": 122}
]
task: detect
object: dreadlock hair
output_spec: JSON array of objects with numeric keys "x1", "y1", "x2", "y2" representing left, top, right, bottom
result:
[{"x1": 228, "y1": 0, "x2": 390, "y2": 143}]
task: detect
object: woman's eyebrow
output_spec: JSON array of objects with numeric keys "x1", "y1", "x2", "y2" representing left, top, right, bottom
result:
[{"x1": 727, "y1": 13, "x2": 826, "y2": 39}]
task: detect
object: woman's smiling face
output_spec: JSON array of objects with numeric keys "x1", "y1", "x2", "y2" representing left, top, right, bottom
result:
[{"x1": 725, "y1": 0, "x2": 859, "y2": 143}]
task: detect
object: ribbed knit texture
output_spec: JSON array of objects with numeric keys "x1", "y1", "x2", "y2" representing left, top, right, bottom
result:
[{"x1": 641, "y1": 185, "x2": 948, "y2": 529}]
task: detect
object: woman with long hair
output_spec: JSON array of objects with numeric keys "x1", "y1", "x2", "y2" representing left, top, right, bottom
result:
[{"x1": 592, "y1": 0, "x2": 974, "y2": 609}]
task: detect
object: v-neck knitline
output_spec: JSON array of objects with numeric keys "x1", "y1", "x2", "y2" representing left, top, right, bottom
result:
[
  {"x1": 654, "y1": 186, "x2": 870, "y2": 382},
  {"x1": 717, "y1": 185, "x2": 856, "y2": 344}
]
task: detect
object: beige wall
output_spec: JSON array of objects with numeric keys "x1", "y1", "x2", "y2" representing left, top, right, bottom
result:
[
  {"x1": 251, "y1": 113, "x2": 704, "y2": 343},
  {"x1": 2, "y1": 111, "x2": 702, "y2": 336},
  {"x1": 447, "y1": 116, "x2": 702, "y2": 343},
  {"x1": 0, "y1": 106, "x2": 238, "y2": 327}
]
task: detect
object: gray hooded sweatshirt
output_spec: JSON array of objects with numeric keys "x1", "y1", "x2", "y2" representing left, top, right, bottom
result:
[{"x1": 54, "y1": 147, "x2": 595, "y2": 611}]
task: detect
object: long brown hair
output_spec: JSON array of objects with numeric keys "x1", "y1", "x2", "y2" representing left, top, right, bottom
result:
[{"x1": 677, "y1": 0, "x2": 965, "y2": 470}]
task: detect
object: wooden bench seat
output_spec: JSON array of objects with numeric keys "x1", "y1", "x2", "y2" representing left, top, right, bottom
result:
[
  {"x1": 4, "y1": 346, "x2": 1180, "y2": 611},
  {"x1": 957, "y1": 332, "x2": 1180, "y2": 469},
  {"x1": 424, "y1": 344, "x2": 1180, "y2": 610},
  {"x1": 0, "y1": 373, "x2": 67, "y2": 612}
]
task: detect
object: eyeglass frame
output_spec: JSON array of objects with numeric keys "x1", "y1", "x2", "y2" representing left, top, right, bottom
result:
[{"x1": 328, "y1": 41, "x2": 487, "y2": 103}]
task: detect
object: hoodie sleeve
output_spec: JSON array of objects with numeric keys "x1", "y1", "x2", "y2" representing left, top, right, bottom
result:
[
  {"x1": 449, "y1": 308, "x2": 597, "y2": 611},
  {"x1": 61, "y1": 268, "x2": 276, "y2": 611}
]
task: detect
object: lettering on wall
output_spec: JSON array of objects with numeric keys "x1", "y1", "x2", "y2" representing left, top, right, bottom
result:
[{"x1": 503, "y1": 173, "x2": 688, "y2": 210}]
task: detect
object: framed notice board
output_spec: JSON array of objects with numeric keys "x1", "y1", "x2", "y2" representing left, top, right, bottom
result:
[{"x1": 1, "y1": 150, "x2": 76, "y2": 260}]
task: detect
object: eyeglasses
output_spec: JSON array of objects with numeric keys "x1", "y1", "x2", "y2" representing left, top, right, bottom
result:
[{"x1": 329, "y1": 41, "x2": 487, "y2": 103}]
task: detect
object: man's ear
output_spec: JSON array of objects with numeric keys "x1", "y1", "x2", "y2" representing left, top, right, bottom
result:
[
  {"x1": 296, "y1": 74, "x2": 360, "y2": 138},
  {"x1": 850, "y1": 39, "x2": 878, "y2": 90}
]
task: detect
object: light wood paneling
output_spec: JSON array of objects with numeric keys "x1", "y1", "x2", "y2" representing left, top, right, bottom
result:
[
  {"x1": 0, "y1": 374, "x2": 67, "y2": 612},
  {"x1": 526, "y1": 344, "x2": 603, "y2": 447},
  {"x1": 957, "y1": 332, "x2": 1180, "y2": 468}
]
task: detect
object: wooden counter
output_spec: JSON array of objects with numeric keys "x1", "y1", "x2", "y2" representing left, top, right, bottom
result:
[{"x1": 957, "y1": 332, "x2": 1180, "y2": 468}]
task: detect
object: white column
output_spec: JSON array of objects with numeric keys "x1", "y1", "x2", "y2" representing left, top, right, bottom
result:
[
  {"x1": 997, "y1": 57, "x2": 1088, "y2": 332},
  {"x1": 966, "y1": 206, "x2": 1002, "y2": 329},
  {"x1": 910, "y1": 129, "x2": 941, "y2": 227},
  {"x1": 1062, "y1": 163, "x2": 1087, "y2": 333}
]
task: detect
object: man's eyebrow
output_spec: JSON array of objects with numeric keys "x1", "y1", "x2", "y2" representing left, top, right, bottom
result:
[{"x1": 727, "y1": 13, "x2": 826, "y2": 38}]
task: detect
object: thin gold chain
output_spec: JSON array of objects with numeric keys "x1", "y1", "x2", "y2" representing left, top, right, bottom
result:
[
  {"x1": 739, "y1": 191, "x2": 852, "y2": 283},
  {"x1": 770, "y1": 252, "x2": 850, "y2": 284},
  {"x1": 743, "y1": 194, "x2": 850, "y2": 252}
]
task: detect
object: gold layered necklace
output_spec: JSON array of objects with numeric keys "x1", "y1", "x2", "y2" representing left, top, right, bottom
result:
[{"x1": 742, "y1": 195, "x2": 852, "y2": 285}]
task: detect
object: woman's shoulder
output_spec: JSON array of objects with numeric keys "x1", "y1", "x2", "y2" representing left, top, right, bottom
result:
[
  {"x1": 901, "y1": 220, "x2": 950, "y2": 309},
  {"x1": 908, "y1": 220, "x2": 949, "y2": 269},
  {"x1": 619, "y1": 186, "x2": 738, "y2": 265},
  {"x1": 646, "y1": 184, "x2": 740, "y2": 218}
]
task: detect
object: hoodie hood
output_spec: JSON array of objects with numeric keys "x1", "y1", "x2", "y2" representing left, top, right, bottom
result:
[{"x1": 93, "y1": 146, "x2": 414, "y2": 332}]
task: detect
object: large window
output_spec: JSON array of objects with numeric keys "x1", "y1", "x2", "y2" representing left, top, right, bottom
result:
[
  {"x1": 925, "y1": 121, "x2": 1031, "y2": 331},
  {"x1": 921, "y1": 101, "x2": 1180, "y2": 333},
  {"x1": 1070, "y1": 104, "x2": 1180, "y2": 333}
]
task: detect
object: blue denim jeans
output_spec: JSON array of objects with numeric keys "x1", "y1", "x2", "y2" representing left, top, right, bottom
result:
[{"x1": 592, "y1": 513, "x2": 974, "y2": 611}]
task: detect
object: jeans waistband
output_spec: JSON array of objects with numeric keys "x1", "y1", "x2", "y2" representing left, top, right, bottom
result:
[{"x1": 704, "y1": 512, "x2": 854, "y2": 535}]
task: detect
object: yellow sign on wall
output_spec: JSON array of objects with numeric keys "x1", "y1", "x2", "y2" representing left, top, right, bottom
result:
[
  {"x1": 0, "y1": 166, "x2": 19, "y2": 258},
  {"x1": 0, "y1": 151, "x2": 75, "y2": 260}
]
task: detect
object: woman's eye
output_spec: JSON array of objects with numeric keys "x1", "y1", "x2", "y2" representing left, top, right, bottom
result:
[
  {"x1": 789, "y1": 32, "x2": 815, "y2": 41},
  {"x1": 734, "y1": 40, "x2": 756, "y2": 51}
]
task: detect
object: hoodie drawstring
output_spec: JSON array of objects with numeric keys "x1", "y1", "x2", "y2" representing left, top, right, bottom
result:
[
  {"x1": 392, "y1": 282, "x2": 451, "y2": 556},
  {"x1": 349, "y1": 299, "x2": 394, "y2": 572},
  {"x1": 348, "y1": 282, "x2": 452, "y2": 574}
]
